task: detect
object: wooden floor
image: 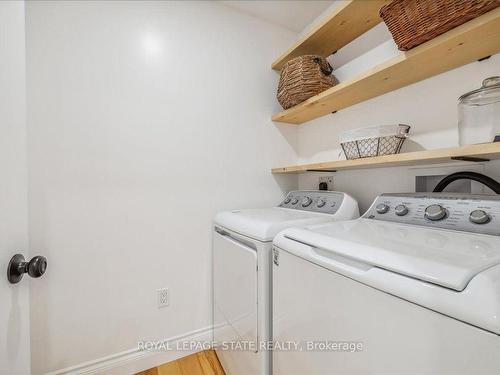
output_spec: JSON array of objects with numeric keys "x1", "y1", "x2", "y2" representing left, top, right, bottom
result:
[{"x1": 136, "y1": 350, "x2": 225, "y2": 375}]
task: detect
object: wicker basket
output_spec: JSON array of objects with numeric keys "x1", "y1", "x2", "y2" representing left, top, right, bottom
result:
[
  {"x1": 380, "y1": 0, "x2": 500, "y2": 51},
  {"x1": 277, "y1": 55, "x2": 338, "y2": 110}
]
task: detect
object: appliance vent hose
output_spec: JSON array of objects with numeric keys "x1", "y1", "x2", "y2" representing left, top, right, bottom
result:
[{"x1": 433, "y1": 171, "x2": 500, "y2": 194}]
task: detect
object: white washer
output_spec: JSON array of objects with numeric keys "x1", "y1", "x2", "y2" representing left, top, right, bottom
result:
[
  {"x1": 273, "y1": 193, "x2": 500, "y2": 375},
  {"x1": 213, "y1": 190, "x2": 359, "y2": 375}
]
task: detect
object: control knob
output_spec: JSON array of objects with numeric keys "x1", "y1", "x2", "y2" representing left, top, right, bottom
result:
[
  {"x1": 301, "y1": 197, "x2": 312, "y2": 207},
  {"x1": 291, "y1": 198, "x2": 299, "y2": 205},
  {"x1": 376, "y1": 204, "x2": 389, "y2": 214},
  {"x1": 283, "y1": 197, "x2": 291, "y2": 204},
  {"x1": 395, "y1": 204, "x2": 409, "y2": 216},
  {"x1": 425, "y1": 204, "x2": 447, "y2": 221},
  {"x1": 316, "y1": 198, "x2": 326, "y2": 208},
  {"x1": 469, "y1": 210, "x2": 490, "y2": 224}
]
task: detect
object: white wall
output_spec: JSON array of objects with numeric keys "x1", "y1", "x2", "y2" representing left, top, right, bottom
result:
[
  {"x1": 24, "y1": 1, "x2": 500, "y2": 372},
  {"x1": 0, "y1": 1, "x2": 30, "y2": 374},
  {"x1": 296, "y1": 19, "x2": 500, "y2": 212},
  {"x1": 25, "y1": 1, "x2": 297, "y2": 373}
]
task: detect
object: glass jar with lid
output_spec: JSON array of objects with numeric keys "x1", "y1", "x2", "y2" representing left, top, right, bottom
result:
[{"x1": 458, "y1": 76, "x2": 500, "y2": 145}]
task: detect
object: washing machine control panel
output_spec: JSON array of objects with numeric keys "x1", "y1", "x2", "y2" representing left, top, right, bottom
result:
[
  {"x1": 364, "y1": 193, "x2": 500, "y2": 236},
  {"x1": 279, "y1": 190, "x2": 344, "y2": 214}
]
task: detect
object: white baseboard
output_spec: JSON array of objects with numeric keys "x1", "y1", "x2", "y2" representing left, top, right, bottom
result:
[{"x1": 46, "y1": 326, "x2": 214, "y2": 375}]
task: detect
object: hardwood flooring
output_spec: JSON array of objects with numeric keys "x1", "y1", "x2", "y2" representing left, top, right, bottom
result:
[{"x1": 136, "y1": 350, "x2": 225, "y2": 375}]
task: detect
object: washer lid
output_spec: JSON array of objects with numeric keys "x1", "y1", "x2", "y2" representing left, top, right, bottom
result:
[
  {"x1": 214, "y1": 207, "x2": 335, "y2": 242},
  {"x1": 279, "y1": 218, "x2": 500, "y2": 291}
]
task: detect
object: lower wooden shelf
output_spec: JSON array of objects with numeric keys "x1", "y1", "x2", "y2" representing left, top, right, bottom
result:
[{"x1": 272, "y1": 143, "x2": 500, "y2": 174}]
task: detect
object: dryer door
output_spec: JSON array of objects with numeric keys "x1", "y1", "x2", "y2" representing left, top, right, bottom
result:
[{"x1": 213, "y1": 228, "x2": 258, "y2": 346}]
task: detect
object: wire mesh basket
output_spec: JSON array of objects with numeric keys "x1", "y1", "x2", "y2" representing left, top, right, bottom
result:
[{"x1": 340, "y1": 124, "x2": 411, "y2": 160}]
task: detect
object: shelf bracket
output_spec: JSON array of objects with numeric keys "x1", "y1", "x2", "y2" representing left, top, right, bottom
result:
[
  {"x1": 451, "y1": 156, "x2": 490, "y2": 162},
  {"x1": 306, "y1": 169, "x2": 337, "y2": 172}
]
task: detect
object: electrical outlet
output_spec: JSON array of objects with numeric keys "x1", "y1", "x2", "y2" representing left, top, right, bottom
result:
[
  {"x1": 157, "y1": 288, "x2": 169, "y2": 308},
  {"x1": 319, "y1": 176, "x2": 334, "y2": 191}
]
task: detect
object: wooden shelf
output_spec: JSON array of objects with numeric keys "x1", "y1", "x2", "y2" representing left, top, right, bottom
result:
[
  {"x1": 272, "y1": 143, "x2": 500, "y2": 174},
  {"x1": 271, "y1": 0, "x2": 388, "y2": 71},
  {"x1": 272, "y1": 8, "x2": 500, "y2": 124}
]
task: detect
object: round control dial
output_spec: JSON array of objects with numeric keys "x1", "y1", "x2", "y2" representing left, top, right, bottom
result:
[
  {"x1": 395, "y1": 204, "x2": 409, "y2": 216},
  {"x1": 469, "y1": 210, "x2": 490, "y2": 224},
  {"x1": 425, "y1": 204, "x2": 447, "y2": 221},
  {"x1": 284, "y1": 197, "x2": 291, "y2": 204},
  {"x1": 376, "y1": 204, "x2": 389, "y2": 214},
  {"x1": 301, "y1": 197, "x2": 312, "y2": 207},
  {"x1": 291, "y1": 198, "x2": 298, "y2": 205},
  {"x1": 316, "y1": 198, "x2": 326, "y2": 208}
]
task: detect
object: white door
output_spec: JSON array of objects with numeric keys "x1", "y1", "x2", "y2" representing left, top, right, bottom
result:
[{"x1": 0, "y1": 1, "x2": 31, "y2": 374}]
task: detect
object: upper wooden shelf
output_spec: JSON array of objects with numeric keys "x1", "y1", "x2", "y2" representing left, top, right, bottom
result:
[
  {"x1": 272, "y1": 0, "x2": 388, "y2": 71},
  {"x1": 272, "y1": 7, "x2": 500, "y2": 124},
  {"x1": 272, "y1": 143, "x2": 500, "y2": 174}
]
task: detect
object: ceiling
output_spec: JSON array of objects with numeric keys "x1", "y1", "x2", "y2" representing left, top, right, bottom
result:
[{"x1": 220, "y1": 0, "x2": 335, "y2": 33}]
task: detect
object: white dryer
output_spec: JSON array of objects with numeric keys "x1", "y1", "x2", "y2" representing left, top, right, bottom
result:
[
  {"x1": 273, "y1": 193, "x2": 500, "y2": 375},
  {"x1": 213, "y1": 190, "x2": 359, "y2": 375}
]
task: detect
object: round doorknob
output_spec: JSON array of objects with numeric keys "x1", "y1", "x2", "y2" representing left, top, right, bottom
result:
[
  {"x1": 28, "y1": 256, "x2": 47, "y2": 278},
  {"x1": 7, "y1": 254, "x2": 47, "y2": 284}
]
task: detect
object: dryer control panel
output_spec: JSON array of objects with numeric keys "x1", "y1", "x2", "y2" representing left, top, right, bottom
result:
[
  {"x1": 364, "y1": 193, "x2": 500, "y2": 236},
  {"x1": 279, "y1": 190, "x2": 344, "y2": 214}
]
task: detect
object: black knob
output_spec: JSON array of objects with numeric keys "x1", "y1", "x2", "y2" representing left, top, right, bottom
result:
[
  {"x1": 28, "y1": 256, "x2": 47, "y2": 278},
  {"x1": 7, "y1": 254, "x2": 47, "y2": 284}
]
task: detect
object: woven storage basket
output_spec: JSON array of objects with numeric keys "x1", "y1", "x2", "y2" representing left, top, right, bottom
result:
[
  {"x1": 277, "y1": 55, "x2": 338, "y2": 110},
  {"x1": 380, "y1": 0, "x2": 500, "y2": 51}
]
